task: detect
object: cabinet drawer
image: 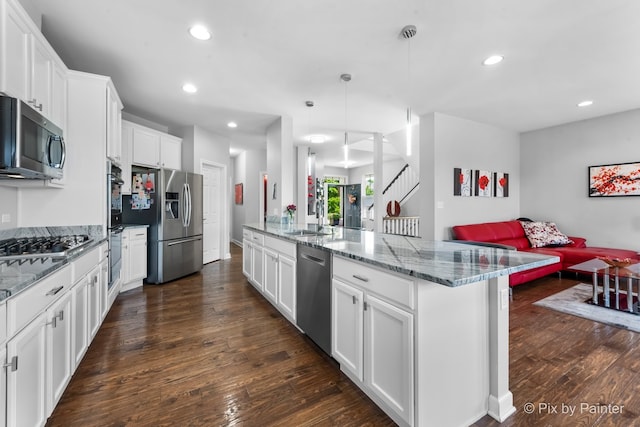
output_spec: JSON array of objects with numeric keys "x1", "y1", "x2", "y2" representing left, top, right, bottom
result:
[
  {"x1": 7, "y1": 264, "x2": 72, "y2": 336},
  {"x1": 242, "y1": 229, "x2": 252, "y2": 241},
  {"x1": 333, "y1": 256, "x2": 415, "y2": 311},
  {"x1": 250, "y1": 231, "x2": 264, "y2": 246},
  {"x1": 264, "y1": 236, "x2": 296, "y2": 258},
  {"x1": 72, "y1": 246, "x2": 100, "y2": 283}
]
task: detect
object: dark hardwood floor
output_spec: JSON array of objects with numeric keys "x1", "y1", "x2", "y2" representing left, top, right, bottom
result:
[{"x1": 46, "y1": 245, "x2": 640, "y2": 426}]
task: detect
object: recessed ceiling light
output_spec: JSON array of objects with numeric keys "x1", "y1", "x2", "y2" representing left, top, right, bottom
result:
[
  {"x1": 189, "y1": 25, "x2": 211, "y2": 41},
  {"x1": 182, "y1": 83, "x2": 197, "y2": 93},
  {"x1": 227, "y1": 122, "x2": 238, "y2": 128},
  {"x1": 308, "y1": 135, "x2": 326, "y2": 144},
  {"x1": 482, "y1": 55, "x2": 504, "y2": 66},
  {"x1": 577, "y1": 100, "x2": 594, "y2": 107}
]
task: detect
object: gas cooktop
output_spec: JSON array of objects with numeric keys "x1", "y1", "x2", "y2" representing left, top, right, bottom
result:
[{"x1": 0, "y1": 235, "x2": 93, "y2": 260}]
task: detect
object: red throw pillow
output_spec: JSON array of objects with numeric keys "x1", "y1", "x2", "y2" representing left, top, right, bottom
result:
[{"x1": 520, "y1": 221, "x2": 573, "y2": 248}]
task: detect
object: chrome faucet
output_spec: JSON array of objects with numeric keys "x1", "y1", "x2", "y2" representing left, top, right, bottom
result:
[{"x1": 315, "y1": 199, "x2": 324, "y2": 231}]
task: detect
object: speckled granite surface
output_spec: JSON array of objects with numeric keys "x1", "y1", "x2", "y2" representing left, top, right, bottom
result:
[
  {"x1": 244, "y1": 223, "x2": 559, "y2": 287},
  {"x1": 0, "y1": 225, "x2": 107, "y2": 302}
]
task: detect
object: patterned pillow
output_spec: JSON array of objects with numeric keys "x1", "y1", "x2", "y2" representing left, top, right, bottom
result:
[{"x1": 520, "y1": 221, "x2": 573, "y2": 248}]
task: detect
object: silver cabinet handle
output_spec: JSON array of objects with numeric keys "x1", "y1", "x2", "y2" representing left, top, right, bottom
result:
[
  {"x1": 352, "y1": 295, "x2": 357, "y2": 304},
  {"x1": 353, "y1": 274, "x2": 369, "y2": 282},
  {"x1": 3, "y1": 356, "x2": 17, "y2": 372},
  {"x1": 46, "y1": 286, "x2": 64, "y2": 296},
  {"x1": 364, "y1": 301, "x2": 368, "y2": 311}
]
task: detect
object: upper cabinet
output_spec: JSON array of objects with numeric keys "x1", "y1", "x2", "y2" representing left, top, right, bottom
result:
[
  {"x1": 123, "y1": 120, "x2": 182, "y2": 170},
  {"x1": 106, "y1": 82, "x2": 123, "y2": 166},
  {"x1": 1, "y1": 0, "x2": 68, "y2": 130}
]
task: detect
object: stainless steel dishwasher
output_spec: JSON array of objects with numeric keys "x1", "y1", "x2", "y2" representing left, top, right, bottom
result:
[{"x1": 296, "y1": 244, "x2": 332, "y2": 355}]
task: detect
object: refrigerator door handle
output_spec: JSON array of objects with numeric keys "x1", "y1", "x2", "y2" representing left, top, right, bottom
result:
[
  {"x1": 182, "y1": 183, "x2": 189, "y2": 227},
  {"x1": 186, "y1": 183, "x2": 192, "y2": 227},
  {"x1": 167, "y1": 236, "x2": 203, "y2": 246}
]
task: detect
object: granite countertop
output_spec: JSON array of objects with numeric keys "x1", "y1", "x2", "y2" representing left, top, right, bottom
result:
[
  {"x1": 243, "y1": 223, "x2": 559, "y2": 287},
  {"x1": 0, "y1": 225, "x2": 106, "y2": 302}
]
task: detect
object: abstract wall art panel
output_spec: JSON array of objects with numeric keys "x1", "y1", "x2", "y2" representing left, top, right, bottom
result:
[
  {"x1": 453, "y1": 167, "x2": 474, "y2": 196},
  {"x1": 494, "y1": 172, "x2": 509, "y2": 197},
  {"x1": 589, "y1": 162, "x2": 640, "y2": 197},
  {"x1": 475, "y1": 170, "x2": 492, "y2": 197}
]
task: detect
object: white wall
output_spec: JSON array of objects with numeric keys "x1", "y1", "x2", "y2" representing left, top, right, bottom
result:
[
  {"x1": 421, "y1": 113, "x2": 521, "y2": 240},
  {"x1": 521, "y1": 109, "x2": 640, "y2": 250},
  {"x1": 266, "y1": 117, "x2": 294, "y2": 220},
  {"x1": 0, "y1": 187, "x2": 18, "y2": 229},
  {"x1": 231, "y1": 148, "x2": 267, "y2": 243}
]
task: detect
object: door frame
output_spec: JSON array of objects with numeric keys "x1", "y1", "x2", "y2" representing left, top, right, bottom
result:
[{"x1": 200, "y1": 159, "x2": 229, "y2": 260}]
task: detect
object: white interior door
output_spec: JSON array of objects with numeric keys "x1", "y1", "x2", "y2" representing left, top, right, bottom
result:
[{"x1": 202, "y1": 163, "x2": 222, "y2": 263}]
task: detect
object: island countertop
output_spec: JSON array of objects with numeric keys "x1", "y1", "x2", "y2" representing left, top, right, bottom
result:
[{"x1": 243, "y1": 223, "x2": 559, "y2": 287}]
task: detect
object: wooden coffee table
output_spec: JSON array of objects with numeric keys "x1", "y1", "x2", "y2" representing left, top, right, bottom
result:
[{"x1": 568, "y1": 258, "x2": 640, "y2": 313}]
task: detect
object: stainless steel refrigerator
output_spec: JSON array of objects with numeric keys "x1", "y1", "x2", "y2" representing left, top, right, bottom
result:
[{"x1": 123, "y1": 167, "x2": 203, "y2": 284}]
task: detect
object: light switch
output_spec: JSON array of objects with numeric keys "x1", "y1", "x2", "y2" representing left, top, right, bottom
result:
[
  {"x1": 1, "y1": 214, "x2": 10, "y2": 223},
  {"x1": 436, "y1": 201, "x2": 444, "y2": 209},
  {"x1": 500, "y1": 288, "x2": 509, "y2": 310}
]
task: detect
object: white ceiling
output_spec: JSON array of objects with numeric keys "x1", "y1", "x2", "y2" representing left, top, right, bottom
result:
[{"x1": 27, "y1": 0, "x2": 640, "y2": 167}]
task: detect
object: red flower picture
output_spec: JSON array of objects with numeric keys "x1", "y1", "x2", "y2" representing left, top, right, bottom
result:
[
  {"x1": 475, "y1": 170, "x2": 492, "y2": 197},
  {"x1": 589, "y1": 162, "x2": 640, "y2": 197},
  {"x1": 494, "y1": 172, "x2": 509, "y2": 197}
]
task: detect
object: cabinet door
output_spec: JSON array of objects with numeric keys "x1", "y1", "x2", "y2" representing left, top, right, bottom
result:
[
  {"x1": 277, "y1": 254, "x2": 296, "y2": 323},
  {"x1": 6, "y1": 312, "x2": 47, "y2": 427},
  {"x1": 242, "y1": 242, "x2": 252, "y2": 278},
  {"x1": 364, "y1": 294, "x2": 414, "y2": 425},
  {"x1": 332, "y1": 278, "x2": 364, "y2": 381},
  {"x1": 120, "y1": 122, "x2": 133, "y2": 195},
  {"x1": 0, "y1": 347, "x2": 7, "y2": 427},
  {"x1": 72, "y1": 279, "x2": 88, "y2": 368},
  {"x1": 3, "y1": 1, "x2": 31, "y2": 100},
  {"x1": 50, "y1": 61, "x2": 67, "y2": 130},
  {"x1": 129, "y1": 230, "x2": 148, "y2": 282},
  {"x1": 31, "y1": 35, "x2": 51, "y2": 117},
  {"x1": 263, "y1": 248, "x2": 278, "y2": 303},
  {"x1": 160, "y1": 135, "x2": 182, "y2": 170},
  {"x1": 106, "y1": 84, "x2": 122, "y2": 164},
  {"x1": 132, "y1": 127, "x2": 161, "y2": 167},
  {"x1": 251, "y1": 245, "x2": 264, "y2": 292},
  {"x1": 87, "y1": 266, "x2": 101, "y2": 339},
  {"x1": 46, "y1": 291, "x2": 72, "y2": 414},
  {"x1": 100, "y1": 260, "x2": 109, "y2": 319}
]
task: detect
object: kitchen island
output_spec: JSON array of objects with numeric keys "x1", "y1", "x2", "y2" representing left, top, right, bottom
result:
[{"x1": 243, "y1": 223, "x2": 559, "y2": 427}]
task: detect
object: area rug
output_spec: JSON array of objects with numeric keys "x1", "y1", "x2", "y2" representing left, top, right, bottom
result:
[{"x1": 533, "y1": 283, "x2": 640, "y2": 333}]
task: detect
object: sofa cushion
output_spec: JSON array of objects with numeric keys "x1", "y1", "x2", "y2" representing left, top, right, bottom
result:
[
  {"x1": 452, "y1": 221, "x2": 526, "y2": 244},
  {"x1": 520, "y1": 221, "x2": 573, "y2": 248}
]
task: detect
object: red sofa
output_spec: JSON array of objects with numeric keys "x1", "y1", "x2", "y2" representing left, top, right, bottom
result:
[{"x1": 451, "y1": 220, "x2": 639, "y2": 287}]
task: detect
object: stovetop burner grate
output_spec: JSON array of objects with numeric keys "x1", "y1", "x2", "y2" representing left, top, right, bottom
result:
[{"x1": 0, "y1": 235, "x2": 92, "y2": 260}]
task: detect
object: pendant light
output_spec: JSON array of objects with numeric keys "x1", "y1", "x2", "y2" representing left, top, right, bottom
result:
[
  {"x1": 401, "y1": 25, "x2": 417, "y2": 157},
  {"x1": 340, "y1": 73, "x2": 351, "y2": 168}
]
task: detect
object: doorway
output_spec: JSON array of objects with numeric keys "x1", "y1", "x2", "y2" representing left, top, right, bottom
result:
[{"x1": 201, "y1": 161, "x2": 225, "y2": 263}]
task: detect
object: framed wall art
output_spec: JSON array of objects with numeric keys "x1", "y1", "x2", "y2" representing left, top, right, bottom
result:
[
  {"x1": 588, "y1": 162, "x2": 640, "y2": 197},
  {"x1": 475, "y1": 170, "x2": 493, "y2": 197},
  {"x1": 235, "y1": 183, "x2": 243, "y2": 204},
  {"x1": 494, "y1": 172, "x2": 509, "y2": 197},
  {"x1": 453, "y1": 168, "x2": 474, "y2": 196}
]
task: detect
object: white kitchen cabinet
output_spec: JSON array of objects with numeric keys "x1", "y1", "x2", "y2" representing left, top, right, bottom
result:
[
  {"x1": 1, "y1": 0, "x2": 68, "y2": 127},
  {"x1": 0, "y1": 346, "x2": 6, "y2": 427},
  {"x1": 100, "y1": 258, "x2": 109, "y2": 321},
  {"x1": 242, "y1": 230, "x2": 265, "y2": 293},
  {"x1": 332, "y1": 256, "x2": 414, "y2": 427},
  {"x1": 120, "y1": 120, "x2": 133, "y2": 195},
  {"x1": 251, "y1": 244, "x2": 264, "y2": 293},
  {"x1": 6, "y1": 311, "x2": 47, "y2": 427},
  {"x1": 332, "y1": 279, "x2": 364, "y2": 380},
  {"x1": 106, "y1": 82, "x2": 124, "y2": 166},
  {"x1": 87, "y1": 265, "x2": 101, "y2": 340},
  {"x1": 160, "y1": 134, "x2": 182, "y2": 170},
  {"x1": 127, "y1": 120, "x2": 182, "y2": 169},
  {"x1": 263, "y1": 247, "x2": 278, "y2": 303},
  {"x1": 71, "y1": 275, "x2": 88, "y2": 369},
  {"x1": 46, "y1": 291, "x2": 73, "y2": 414},
  {"x1": 242, "y1": 241, "x2": 252, "y2": 279},
  {"x1": 121, "y1": 227, "x2": 148, "y2": 292},
  {"x1": 276, "y1": 253, "x2": 296, "y2": 323}
]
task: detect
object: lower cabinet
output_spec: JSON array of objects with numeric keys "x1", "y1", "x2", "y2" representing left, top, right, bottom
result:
[
  {"x1": 71, "y1": 275, "x2": 88, "y2": 368},
  {"x1": 0, "y1": 346, "x2": 6, "y2": 427},
  {"x1": 6, "y1": 313, "x2": 47, "y2": 427},
  {"x1": 242, "y1": 229, "x2": 297, "y2": 325},
  {"x1": 121, "y1": 227, "x2": 148, "y2": 293},
  {"x1": 46, "y1": 291, "x2": 72, "y2": 414},
  {"x1": 332, "y1": 256, "x2": 414, "y2": 427},
  {"x1": 87, "y1": 265, "x2": 102, "y2": 340}
]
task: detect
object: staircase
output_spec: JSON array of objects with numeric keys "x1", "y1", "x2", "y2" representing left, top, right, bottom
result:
[{"x1": 368, "y1": 163, "x2": 420, "y2": 236}]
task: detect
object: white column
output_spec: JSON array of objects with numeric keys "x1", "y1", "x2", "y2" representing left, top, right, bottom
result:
[
  {"x1": 373, "y1": 132, "x2": 384, "y2": 232},
  {"x1": 487, "y1": 275, "x2": 516, "y2": 422}
]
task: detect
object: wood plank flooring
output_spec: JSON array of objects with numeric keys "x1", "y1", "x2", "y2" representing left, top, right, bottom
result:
[{"x1": 46, "y1": 245, "x2": 640, "y2": 426}]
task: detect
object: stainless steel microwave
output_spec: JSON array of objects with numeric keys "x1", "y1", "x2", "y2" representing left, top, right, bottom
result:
[{"x1": 0, "y1": 95, "x2": 65, "y2": 180}]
